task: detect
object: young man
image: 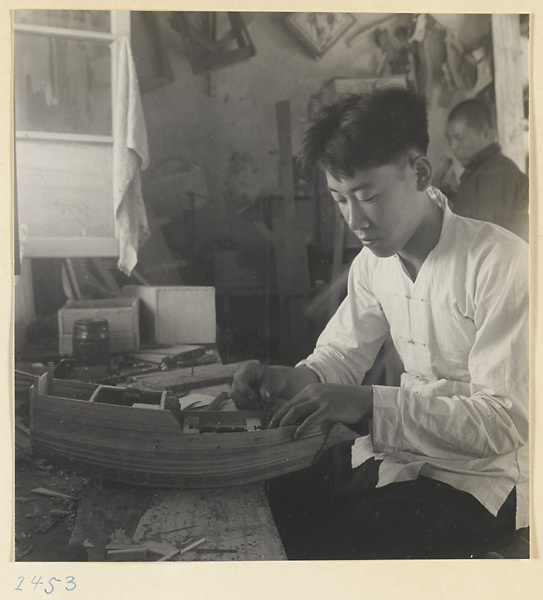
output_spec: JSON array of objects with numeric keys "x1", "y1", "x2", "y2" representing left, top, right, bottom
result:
[
  {"x1": 446, "y1": 99, "x2": 529, "y2": 241},
  {"x1": 230, "y1": 89, "x2": 528, "y2": 559}
]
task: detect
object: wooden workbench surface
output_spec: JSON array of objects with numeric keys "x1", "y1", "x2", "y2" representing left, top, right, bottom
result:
[{"x1": 70, "y1": 480, "x2": 286, "y2": 561}]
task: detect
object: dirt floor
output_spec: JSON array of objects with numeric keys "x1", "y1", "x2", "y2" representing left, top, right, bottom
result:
[{"x1": 15, "y1": 455, "x2": 89, "y2": 562}]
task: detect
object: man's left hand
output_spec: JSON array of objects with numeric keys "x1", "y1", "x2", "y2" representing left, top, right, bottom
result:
[{"x1": 268, "y1": 383, "x2": 374, "y2": 441}]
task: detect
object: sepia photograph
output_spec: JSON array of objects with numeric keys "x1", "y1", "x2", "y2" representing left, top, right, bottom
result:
[{"x1": 7, "y1": 4, "x2": 538, "y2": 594}]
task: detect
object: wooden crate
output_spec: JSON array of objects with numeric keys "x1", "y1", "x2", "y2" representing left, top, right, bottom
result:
[
  {"x1": 122, "y1": 286, "x2": 216, "y2": 345},
  {"x1": 58, "y1": 297, "x2": 140, "y2": 356}
]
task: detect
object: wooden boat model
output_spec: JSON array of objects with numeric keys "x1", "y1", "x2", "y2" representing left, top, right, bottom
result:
[{"x1": 29, "y1": 373, "x2": 358, "y2": 488}]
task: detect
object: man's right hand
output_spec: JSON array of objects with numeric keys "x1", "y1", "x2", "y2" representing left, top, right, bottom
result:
[
  {"x1": 229, "y1": 361, "x2": 287, "y2": 410},
  {"x1": 230, "y1": 362, "x2": 321, "y2": 411}
]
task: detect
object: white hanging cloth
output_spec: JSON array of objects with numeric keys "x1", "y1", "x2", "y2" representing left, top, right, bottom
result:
[{"x1": 113, "y1": 36, "x2": 150, "y2": 275}]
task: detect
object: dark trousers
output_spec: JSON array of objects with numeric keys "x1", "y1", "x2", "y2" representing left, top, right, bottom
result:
[{"x1": 267, "y1": 442, "x2": 517, "y2": 560}]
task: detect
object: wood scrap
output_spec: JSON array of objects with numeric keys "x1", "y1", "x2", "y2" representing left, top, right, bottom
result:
[
  {"x1": 179, "y1": 537, "x2": 206, "y2": 555},
  {"x1": 107, "y1": 546, "x2": 148, "y2": 561},
  {"x1": 142, "y1": 540, "x2": 179, "y2": 559},
  {"x1": 157, "y1": 549, "x2": 180, "y2": 562},
  {"x1": 32, "y1": 487, "x2": 77, "y2": 501},
  {"x1": 135, "y1": 344, "x2": 206, "y2": 366},
  {"x1": 196, "y1": 548, "x2": 238, "y2": 554}
]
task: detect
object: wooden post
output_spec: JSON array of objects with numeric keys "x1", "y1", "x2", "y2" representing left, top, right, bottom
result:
[
  {"x1": 491, "y1": 14, "x2": 526, "y2": 172},
  {"x1": 274, "y1": 100, "x2": 311, "y2": 363},
  {"x1": 275, "y1": 100, "x2": 296, "y2": 223},
  {"x1": 329, "y1": 204, "x2": 346, "y2": 318}
]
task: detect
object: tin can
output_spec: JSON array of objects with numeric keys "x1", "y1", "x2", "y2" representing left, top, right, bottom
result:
[{"x1": 73, "y1": 318, "x2": 110, "y2": 366}]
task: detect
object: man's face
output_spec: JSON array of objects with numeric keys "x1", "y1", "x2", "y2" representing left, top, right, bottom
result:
[
  {"x1": 326, "y1": 160, "x2": 423, "y2": 259},
  {"x1": 445, "y1": 118, "x2": 491, "y2": 167}
]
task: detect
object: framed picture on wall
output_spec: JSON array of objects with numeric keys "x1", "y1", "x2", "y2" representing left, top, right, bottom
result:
[{"x1": 284, "y1": 12, "x2": 355, "y2": 60}]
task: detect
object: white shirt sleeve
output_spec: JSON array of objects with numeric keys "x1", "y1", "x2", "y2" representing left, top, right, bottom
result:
[{"x1": 298, "y1": 251, "x2": 390, "y2": 385}]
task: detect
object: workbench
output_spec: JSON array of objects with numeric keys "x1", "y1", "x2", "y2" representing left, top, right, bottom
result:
[{"x1": 70, "y1": 481, "x2": 286, "y2": 561}]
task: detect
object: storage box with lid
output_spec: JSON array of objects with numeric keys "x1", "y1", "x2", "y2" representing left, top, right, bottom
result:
[
  {"x1": 122, "y1": 286, "x2": 216, "y2": 345},
  {"x1": 58, "y1": 297, "x2": 140, "y2": 356}
]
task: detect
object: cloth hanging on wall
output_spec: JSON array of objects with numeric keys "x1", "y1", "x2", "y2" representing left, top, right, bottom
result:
[{"x1": 113, "y1": 36, "x2": 150, "y2": 275}]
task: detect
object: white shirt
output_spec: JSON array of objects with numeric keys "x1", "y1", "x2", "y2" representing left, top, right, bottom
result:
[{"x1": 299, "y1": 189, "x2": 529, "y2": 529}]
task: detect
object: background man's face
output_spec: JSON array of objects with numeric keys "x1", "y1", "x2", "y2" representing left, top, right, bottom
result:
[{"x1": 445, "y1": 119, "x2": 492, "y2": 167}]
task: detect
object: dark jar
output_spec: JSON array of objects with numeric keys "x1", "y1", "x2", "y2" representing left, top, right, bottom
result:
[{"x1": 73, "y1": 318, "x2": 110, "y2": 366}]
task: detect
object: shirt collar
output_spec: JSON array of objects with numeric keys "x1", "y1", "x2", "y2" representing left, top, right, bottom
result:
[
  {"x1": 393, "y1": 186, "x2": 452, "y2": 263},
  {"x1": 427, "y1": 185, "x2": 452, "y2": 235}
]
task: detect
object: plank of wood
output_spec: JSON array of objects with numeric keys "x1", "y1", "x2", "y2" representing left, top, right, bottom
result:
[
  {"x1": 177, "y1": 537, "x2": 205, "y2": 557},
  {"x1": 64, "y1": 259, "x2": 83, "y2": 301},
  {"x1": 491, "y1": 14, "x2": 526, "y2": 172},
  {"x1": 70, "y1": 481, "x2": 286, "y2": 561},
  {"x1": 141, "y1": 540, "x2": 178, "y2": 557},
  {"x1": 132, "y1": 361, "x2": 245, "y2": 392},
  {"x1": 273, "y1": 99, "x2": 312, "y2": 364},
  {"x1": 135, "y1": 344, "x2": 206, "y2": 365},
  {"x1": 275, "y1": 100, "x2": 296, "y2": 222},
  {"x1": 107, "y1": 547, "x2": 147, "y2": 561}
]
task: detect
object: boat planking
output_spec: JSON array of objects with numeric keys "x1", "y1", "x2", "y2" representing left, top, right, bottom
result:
[{"x1": 29, "y1": 372, "x2": 358, "y2": 488}]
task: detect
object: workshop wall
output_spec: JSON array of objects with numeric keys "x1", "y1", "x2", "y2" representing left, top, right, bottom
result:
[
  {"x1": 136, "y1": 13, "x2": 392, "y2": 252},
  {"x1": 135, "y1": 12, "x2": 498, "y2": 267}
]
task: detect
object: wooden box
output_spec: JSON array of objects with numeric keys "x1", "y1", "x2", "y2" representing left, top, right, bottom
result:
[
  {"x1": 58, "y1": 297, "x2": 140, "y2": 356},
  {"x1": 122, "y1": 286, "x2": 216, "y2": 345}
]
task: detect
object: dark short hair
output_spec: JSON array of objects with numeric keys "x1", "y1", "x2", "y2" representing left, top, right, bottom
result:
[
  {"x1": 447, "y1": 99, "x2": 492, "y2": 131},
  {"x1": 297, "y1": 88, "x2": 429, "y2": 180}
]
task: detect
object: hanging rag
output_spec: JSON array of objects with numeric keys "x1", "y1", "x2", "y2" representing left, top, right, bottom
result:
[{"x1": 113, "y1": 36, "x2": 150, "y2": 275}]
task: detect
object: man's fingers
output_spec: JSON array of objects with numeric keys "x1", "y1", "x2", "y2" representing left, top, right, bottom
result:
[
  {"x1": 293, "y1": 411, "x2": 323, "y2": 441},
  {"x1": 274, "y1": 400, "x2": 317, "y2": 429},
  {"x1": 268, "y1": 402, "x2": 292, "y2": 428}
]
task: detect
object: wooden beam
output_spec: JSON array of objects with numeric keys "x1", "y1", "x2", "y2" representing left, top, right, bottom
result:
[
  {"x1": 492, "y1": 14, "x2": 526, "y2": 172},
  {"x1": 64, "y1": 259, "x2": 82, "y2": 301},
  {"x1": 329, "y1": 204, "x2": 346, "y2": 318},
  {"x1": 24, "y1": 238, "x2": 119, "y2": 258},
  {"x1": 275, "y1": 100, "x2": 296, "y2": 222}
]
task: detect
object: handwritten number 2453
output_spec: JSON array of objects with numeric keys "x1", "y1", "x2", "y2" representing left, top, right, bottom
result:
[{"x1": 15, "y1": 576, "x2": 76, "y2": 593}]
